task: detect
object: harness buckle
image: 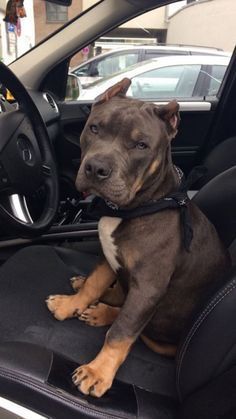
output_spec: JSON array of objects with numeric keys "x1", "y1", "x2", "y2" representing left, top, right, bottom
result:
[{"x1": 178, "y1": 198, "x2": 188, "y2": 206}]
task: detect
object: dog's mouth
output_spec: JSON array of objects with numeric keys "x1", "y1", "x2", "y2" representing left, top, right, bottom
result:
[
  {"x1": 76, "y1": 170, "x2": 132, "y2": 207},
  {"x1": 87, "y1": 184, "x2": 131, "y2": 207}
]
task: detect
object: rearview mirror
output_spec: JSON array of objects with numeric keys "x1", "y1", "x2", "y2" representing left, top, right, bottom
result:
[
  {"x1": 46, "y1": 0, "x2": 72, "y2": 5},
  {"x1": 66, "y1": 74, "x2": 81, "y2": 101}
]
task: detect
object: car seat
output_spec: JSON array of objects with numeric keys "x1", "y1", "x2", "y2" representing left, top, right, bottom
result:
[{"x1": 194, "y1": 136, "x2": 236, "y2": 188}]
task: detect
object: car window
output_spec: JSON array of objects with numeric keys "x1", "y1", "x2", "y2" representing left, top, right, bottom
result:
[
  {"x1": 73, "y1": 63, "x2": 91, "y2": 77},
  {"x1": 206, "y1": 65, "x2": 227, "y2": 96},
  {"x1": 65, "y1": 0, "x2": 233, "y2": 101},
  {"x1": 130, "y1": 64, "x2": 201, "y2": 99},
  {"x1": 96, "y1": 52, "x2": 139, "y2": 77},
  {"x1": 144, "y1": 50, "x2": 188, "y2": 60}
]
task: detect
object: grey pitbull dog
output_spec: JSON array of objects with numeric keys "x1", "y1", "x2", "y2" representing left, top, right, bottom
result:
[{"x1": 47, "y1": 78, "x2": 230, "y2": 397}]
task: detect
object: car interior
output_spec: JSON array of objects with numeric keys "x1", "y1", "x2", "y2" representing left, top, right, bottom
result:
[{"x1": 0, "y1": 0, "x2": 236, "y2": 418}]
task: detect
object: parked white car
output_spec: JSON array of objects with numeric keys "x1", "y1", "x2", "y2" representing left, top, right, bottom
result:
[
  {"x1": 78, "y1": 55, "x2": 230, "y2": 101},
  {"x1": 71, "y1": 45, "x2": 230, "y2": 88}
]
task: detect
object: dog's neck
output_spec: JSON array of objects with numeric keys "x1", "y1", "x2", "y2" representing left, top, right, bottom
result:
[
  {"x1": 154, "y1": 164, "x2": 181, "y2": 197},
  {"x1": 127, "y1": 152, "x2": 180, "y2": 209}
]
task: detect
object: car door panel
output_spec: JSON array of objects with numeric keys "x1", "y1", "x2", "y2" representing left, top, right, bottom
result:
[{"x1": 172, "y1": 105, "x2": 215, "y2": 172}]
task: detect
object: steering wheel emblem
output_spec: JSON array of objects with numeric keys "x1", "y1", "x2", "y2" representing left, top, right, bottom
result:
[
  {"x1": 17, "y1": 137, "x2": 34, "y2": 166},
  {"x1": 22, "y1": 147, "x2": 32, "y2": 162}
]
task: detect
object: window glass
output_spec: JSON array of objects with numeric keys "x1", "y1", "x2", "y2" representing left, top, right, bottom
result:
[
  {"x1": 96, "y1": 53, "x2": 139, "y2": 77},
  {"x1": 130, "y1": 64, "x2": 201, "y2": 99},
  {"x1": 206, "y1": 65, "x2": 227, "y2": 96},
  {"x1": 145, "y1": 51, "x2": 188, "y2": 60},
  {"x1": 73, "y1": 63, "x2": 91, "y2": 77},
  {"x1": 45, "y1": 3, "x2": 68, "y2": 23},
  {"x1": 66, "y1": 0, "x2": 233, "y2": 101}
]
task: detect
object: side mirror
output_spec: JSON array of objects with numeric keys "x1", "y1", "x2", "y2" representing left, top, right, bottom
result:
[{"x1": 66, "y1": 73, "x2": 81, "y2": 101}]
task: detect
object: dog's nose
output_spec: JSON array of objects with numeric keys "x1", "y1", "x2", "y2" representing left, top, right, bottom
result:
[{"x1": 85, "y1": 159, "x2": 112, "y2": 180}]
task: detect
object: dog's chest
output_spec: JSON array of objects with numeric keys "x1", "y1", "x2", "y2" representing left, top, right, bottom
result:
[{"x1": 98, "y1": 216, "x2": 122, "y2": 272}]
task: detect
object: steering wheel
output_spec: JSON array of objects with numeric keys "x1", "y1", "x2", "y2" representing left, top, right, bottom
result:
[{"x1": 0, "y1": 62, "x2": 59, "y2": 237}]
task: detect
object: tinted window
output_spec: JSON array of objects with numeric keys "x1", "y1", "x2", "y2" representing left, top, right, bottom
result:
[{"x1": 130, "y1": 64, "x2": 201, "y2": 99}]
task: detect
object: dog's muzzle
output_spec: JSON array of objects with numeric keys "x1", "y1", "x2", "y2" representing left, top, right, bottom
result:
[{"x1": 84, "y1": 157, "x2": 112, "y2": 182}]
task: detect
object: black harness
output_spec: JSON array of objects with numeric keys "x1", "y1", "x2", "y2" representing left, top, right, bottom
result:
[{"x1": 88, "y1": 166, "x2": 206, "y2": 252}]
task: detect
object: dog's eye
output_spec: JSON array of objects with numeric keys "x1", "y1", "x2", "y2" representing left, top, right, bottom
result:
[
  {"x1": 135, "y1": 141, "x2": 148, "y2": 150},
  {"x1": 90, "y1": 124, "x2": 98, "y2": 134}
]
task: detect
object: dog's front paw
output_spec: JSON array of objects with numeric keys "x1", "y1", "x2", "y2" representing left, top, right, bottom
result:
[
  {"x1": 72, "y1": 364, "x2": 113, "y2": 397},
  {"x1": 78, "y1": 302, "x2": 119, "y2": 327},
  {"x1": 46, "y1": 294, "x2": 79, "y2": 321},
  {"x1": 70, "y1": 275, "x2": 86, "y2": 292}
]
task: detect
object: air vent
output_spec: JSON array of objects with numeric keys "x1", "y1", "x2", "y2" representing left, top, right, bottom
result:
[{"x1": 43, "y1": 92, "x2": 59, "y2": 113}]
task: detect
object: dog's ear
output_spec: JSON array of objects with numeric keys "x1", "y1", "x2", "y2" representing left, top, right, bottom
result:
[
  {"x1": 94, "y1": 78, "x2": 131, "y2": 105},
  {"x1": 154, "y1": 100, "x2": 180, "y2": 140}
]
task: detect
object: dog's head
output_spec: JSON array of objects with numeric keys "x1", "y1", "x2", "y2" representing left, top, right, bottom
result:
[{"x1": 76, "y1": 78, "x2": 180, "y2": 207}]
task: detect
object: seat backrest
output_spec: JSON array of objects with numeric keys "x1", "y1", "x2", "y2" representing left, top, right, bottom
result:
[
  {"x1": 193, "y1": 166, "x2": 236, "y2": 247},
  {"x1": 195, "y1": 136, "x2": 236, "y2": 188},
  {"x1": 176, "y1": 267, "x2": 236, "y2": 404},
  {"x1": 177, "y1": 166, "x2": 236, "y2": 409}
]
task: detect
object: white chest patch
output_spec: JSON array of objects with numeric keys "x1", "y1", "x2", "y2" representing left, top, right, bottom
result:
[{"x1": 98, "y1": 216, "x2": 122, "y2": 272}]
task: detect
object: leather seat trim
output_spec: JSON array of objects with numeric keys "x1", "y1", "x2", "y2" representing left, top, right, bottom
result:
[
  {"x1": 47, "y1": 351, "x2": 137, "y2": 417},
  {"x1": 0, "y1": 367, "x2": 128, "y2": 419},
  {"x1": 176, "y1": 278, "x2": 236, "y2": 399}
]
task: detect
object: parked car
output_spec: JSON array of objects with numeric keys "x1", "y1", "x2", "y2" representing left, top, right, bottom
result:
[
  {"x1": 0, "y1": 0, "x2": 235, "y2": 418},
  {"x1": 79, "y1": 55, "x2": 230, "y2": 101},
  {"x1": 71, "y1": 44, "x2": 230, "y2": 87}
]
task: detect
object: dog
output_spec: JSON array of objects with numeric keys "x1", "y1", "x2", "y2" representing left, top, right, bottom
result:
[{"x1": 46, "y1": 78, "x2": 230, "y2": 398}]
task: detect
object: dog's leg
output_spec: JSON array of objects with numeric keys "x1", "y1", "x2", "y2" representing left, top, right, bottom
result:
[
  {"x1": 46, "y1": 259, "x2": 116, "y2": 321},
  {"x1": 72, "y1": 280, "x2": 169, "y2": 397},
  {"x1": 77, "y1": 281, "x2": 124, "y2": 326},
  {"x1": 76, "y1": 281, "x2": 124, "y2": 326},
  {"x1": 73, "y1": 334, "x2": 133, "y2": 397},
  {"x1": 72, "y1": 228, "x2": 180, "y2": 397},
  {"x1": 100, "y1": 281, "x2": 125, "y2": 306},
  {"x1": 71, "y1": 277, "x2": 124, "y2": 306},
  {"x1": 70, "y1": 276, "x2": 124, "y2": 305}
]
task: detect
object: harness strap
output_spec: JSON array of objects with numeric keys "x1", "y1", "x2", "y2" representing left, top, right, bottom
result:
[
  {"x1": 88, "y1": 190, "x2": 193, "y2": 252},
  {"x1": 87, "y1": 166, "x2": 206, "y2": 252}
]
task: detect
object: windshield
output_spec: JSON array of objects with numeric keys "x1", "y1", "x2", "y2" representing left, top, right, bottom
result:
[
  {"x1": 0, "y1": 0, "x2": 101, "y2": 65},
  {"x1": 0, "y1": 0, "x2": 234, "y2": 103}
]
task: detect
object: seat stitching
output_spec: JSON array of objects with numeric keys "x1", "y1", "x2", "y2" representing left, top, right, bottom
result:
[
  {"x1": 177, "y1": 281, "x2": 236, "y2": 368},
  {"x1": 132, "y1": 385, "x2": 139, "y2": 418},
  {"x1": 176, "y1": 280, "x2": 236, "y2": 395},
  {"x1": 177, "y1": 282, "x2": 236, "y2": 380}
]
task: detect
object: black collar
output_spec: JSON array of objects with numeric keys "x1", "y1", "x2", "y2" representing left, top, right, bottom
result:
[{"x1": 87, "y1": 166, "x2": 197, "y2": 252}]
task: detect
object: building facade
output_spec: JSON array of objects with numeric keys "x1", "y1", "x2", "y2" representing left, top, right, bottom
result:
[{"x1": 167, "y1": 0, "x2": 235, "y2": 52}]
